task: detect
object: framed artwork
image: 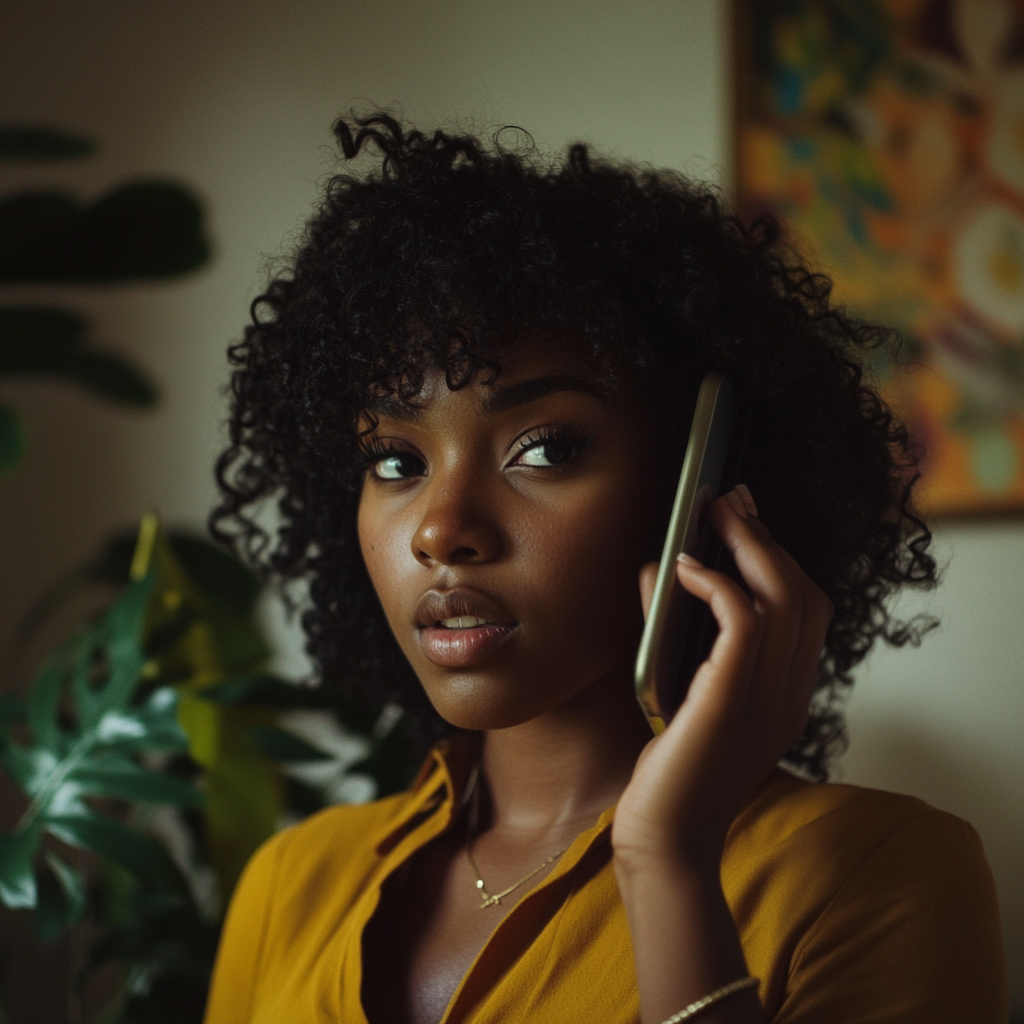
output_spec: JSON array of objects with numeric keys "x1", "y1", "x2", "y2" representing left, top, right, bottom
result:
[{"x1": 734, "y1": 0, "x2": 1024, "y2": 516}]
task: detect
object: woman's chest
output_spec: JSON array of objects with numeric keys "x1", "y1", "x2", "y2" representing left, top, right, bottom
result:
[
  {"x1": 247, "y1": 834, "x2": 640, "y2": 1024},
  {"x1": 361, "y1": 833, "x2": 513, "y2": 1024},
  {"x1": 358, "y1": 830, "x2": 642, "y2": 1024}
]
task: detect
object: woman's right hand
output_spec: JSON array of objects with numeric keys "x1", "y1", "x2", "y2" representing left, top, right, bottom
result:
[
  {"x1": 611, "y1": 485, "x2": 833, "y2": 1024},
  {"x1": 613, "y1": 484, "x2": 833, "y2": 869}
]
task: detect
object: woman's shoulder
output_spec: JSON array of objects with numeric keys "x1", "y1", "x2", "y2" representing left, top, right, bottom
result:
[
  {"x1": 733, "y1": 766, "x2": 972, "y2": 848},
  {"x1": 249, "y1": 787, "x2": 416, "y2": 883},
  {"x1": 206, "y1": 786, "x2": 437, "y2": 1023},
  {"x1": 720, "y1": 765, "x2": 991, "y2": 901},
  {"x1": 725, "y1": 769, "x2": 1007, "y2": 1022},
  {"x1": 234, "y1": 745, "x2": 455, "y2": 910}
]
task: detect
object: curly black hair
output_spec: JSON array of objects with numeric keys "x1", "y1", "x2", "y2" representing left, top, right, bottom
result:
[{"x1": 211, "y1": 111, "x2": 938, "y2": 781}]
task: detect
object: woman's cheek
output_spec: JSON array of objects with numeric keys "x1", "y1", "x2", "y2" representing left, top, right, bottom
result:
[
  {"x1": 357, "y1": 495, "x2": 412, "y2": 631},
  {"x1": 518, "y1": 487, "x2": 647, "y2": 665}
]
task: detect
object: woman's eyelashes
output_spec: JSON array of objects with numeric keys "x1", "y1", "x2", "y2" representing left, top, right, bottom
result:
[
  {"x1": 363, "y1": 425, "x2": 594, "y2": 481},
  {"x1": 363, "y1": 443, "x2": 425, "y2": 481},
  {"x1": 509, "y1": 425, "x2": 594, "y2": 469}
]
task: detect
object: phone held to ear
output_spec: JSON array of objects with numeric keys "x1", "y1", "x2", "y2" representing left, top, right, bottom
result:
[{"x1": 634, "y1": 372, "x2": 747, "y2": 734}]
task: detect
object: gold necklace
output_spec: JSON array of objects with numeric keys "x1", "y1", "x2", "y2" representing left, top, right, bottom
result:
[
  {"x1": 462, "y1": 760, "x2": 571, "y2": 910},
  {"x1": 465, "y1": 839, "x2": 570, "y2": 910}
]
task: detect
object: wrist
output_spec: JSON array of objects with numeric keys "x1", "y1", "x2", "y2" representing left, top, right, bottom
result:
[
  {"x1": 612, "y1": 843, "x2": 724, "y2": 895},
  {"x1": 612, "y1": 824, "x2": 726, "y2": 882},
  {"x1": 612, "y1": 847, "x2": 758, "y2": 1024}
]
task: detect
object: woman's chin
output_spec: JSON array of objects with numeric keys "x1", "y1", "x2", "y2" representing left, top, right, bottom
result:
[
  {"x1": 416, "y1": 661, "x2": 629, "y2": 734},
  {"x1": 415, "y1": 668, "x2": 562, "y2": 732},
  {"x1": 425, "y1": 682, "x2": 553, "y2": 732}
]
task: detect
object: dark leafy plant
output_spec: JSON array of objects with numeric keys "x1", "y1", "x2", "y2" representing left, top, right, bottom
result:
[
  {"x1": 0, "y1": 516, "x2": 419, "y2": 1022},
  {"x1": 0, "y1": 575, "x2": 197, "y2": 927},
  {"x1": 0, "y1": 125, "x2": 210, "y2": 476}
]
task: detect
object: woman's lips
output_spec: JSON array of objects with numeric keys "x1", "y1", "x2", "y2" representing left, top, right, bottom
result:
[
  {"x1": 414, "y1": 588, "x2": 517, "y2": 667},
  {"x1": 419, "y1": 623, "x2": 516, "y2": 668}
]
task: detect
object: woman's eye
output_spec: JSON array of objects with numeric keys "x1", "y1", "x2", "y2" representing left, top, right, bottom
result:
[
  {"x1": 516, "y1": 438, "x2": 582, "y2": 468},
  {"x1": 372, "y1": 452, "x2": 424, "y2": 480}
]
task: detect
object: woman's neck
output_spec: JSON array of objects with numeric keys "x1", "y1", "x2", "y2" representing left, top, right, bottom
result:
[{"x1": 477, "y1": 663, "x2": 652, "y2": 835}]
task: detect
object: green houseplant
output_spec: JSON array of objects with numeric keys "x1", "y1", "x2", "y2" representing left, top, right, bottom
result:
[{"x1": 0, "y1": 516, "x2": 418, "y2": 1021}]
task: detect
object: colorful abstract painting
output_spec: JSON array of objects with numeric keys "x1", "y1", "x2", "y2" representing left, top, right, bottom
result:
[{"x1": 735, "y1": 0, "x2": 1024, "y2": 515}]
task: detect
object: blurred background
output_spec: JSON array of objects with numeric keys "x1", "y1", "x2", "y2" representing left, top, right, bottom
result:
[{"x1": 0, "y1": 0, "x2": 1020, "y2": 1020}]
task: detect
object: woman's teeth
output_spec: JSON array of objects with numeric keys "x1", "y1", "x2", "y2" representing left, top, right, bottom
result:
[{"x1": 439, "y1": 616, "x2": 490, "y2": 629}]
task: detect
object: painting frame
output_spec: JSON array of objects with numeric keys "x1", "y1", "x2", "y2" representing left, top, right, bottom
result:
[{"x1": 732, "y1": 0, "x2": 1024, "y2": 519}]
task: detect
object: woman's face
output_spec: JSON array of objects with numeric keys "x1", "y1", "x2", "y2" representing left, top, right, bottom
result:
[{"x1": 357, "y1": 336, "x2": 674, "y2": 731}]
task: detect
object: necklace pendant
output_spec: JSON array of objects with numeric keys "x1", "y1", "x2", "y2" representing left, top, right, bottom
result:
[{"x1": 479, "y1": 893, "x2": 501, "y2": 909}]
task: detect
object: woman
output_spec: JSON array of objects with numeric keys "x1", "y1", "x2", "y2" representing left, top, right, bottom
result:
[{"x1": 204, "y1": 113, "x2": 1006, "y2": 1023}]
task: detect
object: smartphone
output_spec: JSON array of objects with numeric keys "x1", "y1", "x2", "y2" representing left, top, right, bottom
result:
[{"x1": 634, "y1": 372, "x2": 745, "y2": 733}]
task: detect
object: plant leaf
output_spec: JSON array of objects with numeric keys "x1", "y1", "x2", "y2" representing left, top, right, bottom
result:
[
  {"x1": 47, "y1": 812, "x2": 182, "y2": 890},
  {"x1": 69, "y1": 754, "x2": 204, "y2": 808},
  {"x1": 56, "y1": 349, "x2": 157, "y2": 405},
  {"x1": 26, "y1": 661, "x2": 65, "y2": 754},
  {"x1": 197, "y1": 706, "x2": 279, "y2": 897},
  {"x1": 0, "y1": 827, "x2": 40, "y2": 908},
  {"x1": 0, "y1": 126, "x2": 94, "y2": 160},
  {"x1": 0, "y1": 694, "x2": 24, "y2": 731},
  {"x1": 251, "y1": 725, "x2": 333, "y2": 763},
  {"x1": 0, "y1": 571, "x2": 201, "y2": 911},
  {"x1": 0, "y1": 345, "x2": 156, "y2": 405},
  {"x1": 34, "y1": 853, "x2": 85, "y2": 943},
  {"x1": 96, "y1": 687, "x2": 191, "y2": 754},
  {"x1": 0, "y1": 514, "x2": 286, "y2": 934},
  {"x1": 199, "y1": 674, "x2": 332, "y2": 709},
  {"x1": 0, "y1": 739, "x2": 57, "y2": 793},
  {"x1": 0, "y1": 402, "x2": 26, "y2": 476},
  {"x1": 70, "y1": 578, "x2": 151, "y2": 732},
  {"x1": 166, "y1": 534, "x2": 262, "y2": 618},
  {"x1": 0, "y1": 306, "x2": 156, "y2": 406},
  {"x1": 0, "y1": 182, "x2": 210, "y2": 283},
  {"x1": 128, "y1": 518, "x2": 282, "y2": 897},
  {"x1": 10, "y1": 529, "x2": 261, "y2": 658},
  {"x1": 0, "y1": 305, "x2": 88, "y2": 351}
]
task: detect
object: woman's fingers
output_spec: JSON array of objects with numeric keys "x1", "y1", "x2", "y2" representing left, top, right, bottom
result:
[
  {"x1": 635, "y1": 484, "x2": 831, "y2": 748},
  {"x1": 708, "y1": 488, "x2": 833, "y2": 739},
  {"x1": 618, "y1": 485, "x2": 834, "y2": 870},
  {"x1": 729, "y1": 503, "x2": 834, "y2": 713},
  {"x1": 708, "y1": 496, "x2": 804, "y2": 693},
  {"x1": 732, "y1": 490, "x2": 834, "y2": 658},
  {"x1": 672, "y1": 553, "x2": 762, "y2": 709}
]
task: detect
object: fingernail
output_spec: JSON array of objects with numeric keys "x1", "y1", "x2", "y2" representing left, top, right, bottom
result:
[
  {"x1": 724, "y1": 488, "x2": 748, "y2": 519},
  {"x1": 735, "y1": 483, "x2": 758, "y2": 518},
  {"x1": 677, "y1": 552, "x2": 703, "y2": 567}
]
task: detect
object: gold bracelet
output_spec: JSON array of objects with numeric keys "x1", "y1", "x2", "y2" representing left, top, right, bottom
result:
[{"x1": 660, "y1": 976, "x2": 760, "y2": 1023}]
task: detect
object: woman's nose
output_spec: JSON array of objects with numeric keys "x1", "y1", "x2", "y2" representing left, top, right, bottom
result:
[{"x1": 410, "y1": 470, "x2": 503, "y2": 566}]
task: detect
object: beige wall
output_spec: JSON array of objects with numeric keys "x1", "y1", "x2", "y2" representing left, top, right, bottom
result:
[{"x1": 1, "y1": 0, "x2": 1021, "y2": 1012}]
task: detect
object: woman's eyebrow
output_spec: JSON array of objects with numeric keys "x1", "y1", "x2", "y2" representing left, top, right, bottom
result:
[
  {"x1": 366, "y1": 374, "x2": 603, "y2": 423},
  {"x1": 369, "y1": 397, "x2": 421, "y2": 423},
  {"x1": 481, "y1": 375, "x2": 604, "y2": 415}
]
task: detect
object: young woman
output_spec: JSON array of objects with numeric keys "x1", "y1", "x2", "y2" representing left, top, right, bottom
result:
[{"x1": 204, "y1": 113, "x2": 1007, "y2": 1024}]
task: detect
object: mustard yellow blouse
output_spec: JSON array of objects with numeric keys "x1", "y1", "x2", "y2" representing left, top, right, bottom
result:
[{"x1": 204, "y1": 739, "x2": 1007, "y2": 1023}]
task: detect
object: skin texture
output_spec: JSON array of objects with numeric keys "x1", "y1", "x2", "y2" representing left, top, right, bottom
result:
[{"x1": 357, "y1": 338, "x2": 832, "y2": 1024}]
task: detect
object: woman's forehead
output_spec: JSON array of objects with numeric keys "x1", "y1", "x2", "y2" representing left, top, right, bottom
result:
[{"x1": 491, "y1": 331, "x2": 593, "y2": 378}]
